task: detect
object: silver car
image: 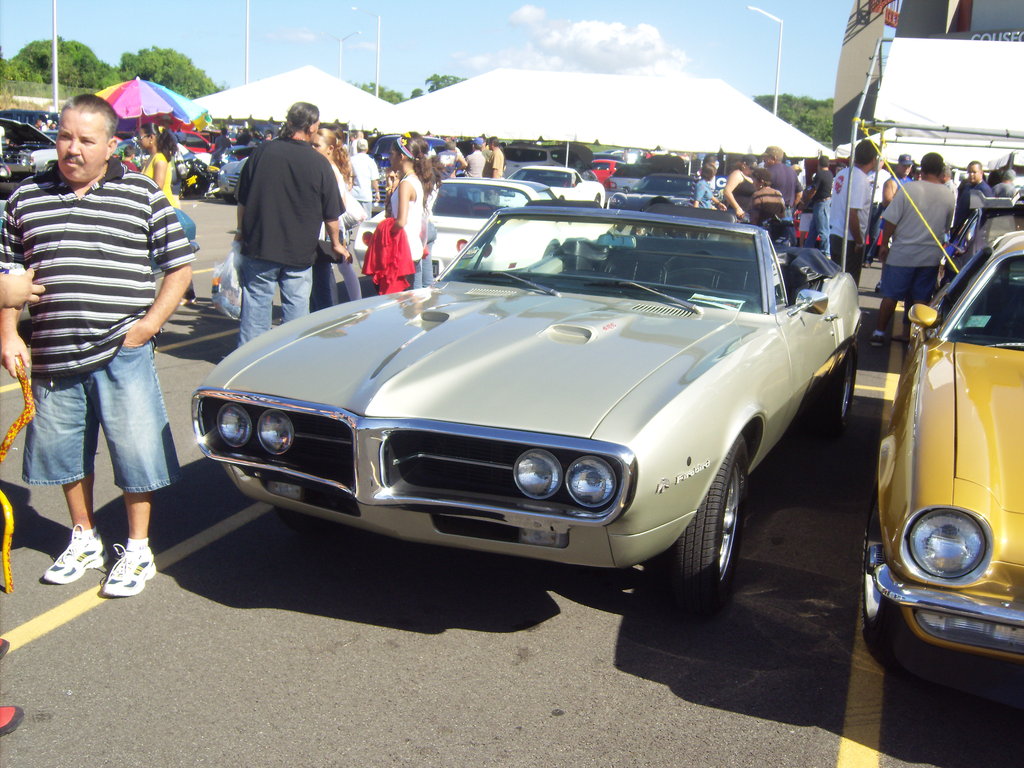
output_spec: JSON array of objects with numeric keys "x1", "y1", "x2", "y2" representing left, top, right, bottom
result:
[{"x1": 193, "y1": 206, "x2": 861, "y2": 615}]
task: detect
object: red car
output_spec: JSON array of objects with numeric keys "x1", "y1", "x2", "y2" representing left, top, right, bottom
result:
[{"x1": 590, "y1": 158, "x2": 621, "y2": 188}]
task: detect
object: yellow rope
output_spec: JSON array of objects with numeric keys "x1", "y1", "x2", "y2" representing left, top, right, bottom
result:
[
  {"x1": 1, "y1": 359, "x2": 34, "y2": 593},
  {"x1": 858, "y1": 122, "x2": 959, "y2": 275}
]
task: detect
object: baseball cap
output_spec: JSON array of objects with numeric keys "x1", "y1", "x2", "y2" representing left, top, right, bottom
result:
[
  {"x1": 473, "y1": 137, "x2": 484, "y2": 147},
  {"x1": 897, "y1": 153, "x2": 913, "y2": 165}
]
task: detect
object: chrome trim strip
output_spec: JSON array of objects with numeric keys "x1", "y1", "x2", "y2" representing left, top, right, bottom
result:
[
  {"x1": 873, "y1": 563, "x2": 1024, "y2": 629},
  {"x1": 391, "y1": 452, "x2": 513, "y2": 471}
]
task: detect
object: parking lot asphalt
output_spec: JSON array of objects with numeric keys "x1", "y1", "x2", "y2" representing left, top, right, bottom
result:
[{"x1": 0, "y1": 199, "x2": 1018, "y2": 768}]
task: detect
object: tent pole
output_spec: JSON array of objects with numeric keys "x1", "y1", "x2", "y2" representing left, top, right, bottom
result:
[{"x1": 842, "y1": 34, "x2": 886, "y2": 275}]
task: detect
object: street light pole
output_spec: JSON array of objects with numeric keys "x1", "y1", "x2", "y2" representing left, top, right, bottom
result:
[
  {"x1": 244, "y1": 0, "x2": 251, "y2": 84},
  {"x1": 51, "y1": 0, "x2": 58, "y2": 111},
  {"x1": 326, "y1": 31, "x2": 360, "y2": 80},
  {"x1": 351, "y1": 7, "x2": 381, "y2": 98},
  {"x1": 747, "y1": 5, "x2": 783, "y2": 116}
]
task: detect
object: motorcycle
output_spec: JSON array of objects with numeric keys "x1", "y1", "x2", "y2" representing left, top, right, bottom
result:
[{"x1": 177, "y1": 155, "x2": 218, "y2": 199}]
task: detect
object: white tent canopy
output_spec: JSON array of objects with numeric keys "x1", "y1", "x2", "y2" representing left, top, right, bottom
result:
[
  {"x1": 382, "y1": 68, "x2": 828, "y2": 157},
  {"x1": 835, "y1": 130, "x2": 1023, "y2": 169},
  {"x1": 874, "y1": 38, "x2": 1024, "y2": 137},
  {"x1": 195, "y1": 66, "x2": 395, "y2": 129}
]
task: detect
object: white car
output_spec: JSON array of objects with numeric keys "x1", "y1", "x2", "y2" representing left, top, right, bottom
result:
[
  {"x1": 507, "y1": 165, "x2": 606, "y2": 206},
  {"x1": 353, "y1": 178, "x2": 556, "y2": 276}
]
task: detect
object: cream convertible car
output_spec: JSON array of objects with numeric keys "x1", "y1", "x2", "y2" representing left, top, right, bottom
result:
[{"x1": 193, "y1": 206, "x2": 861, "y2": 615}]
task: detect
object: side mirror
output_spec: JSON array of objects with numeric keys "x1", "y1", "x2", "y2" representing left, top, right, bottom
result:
[
  {"x1": 788, "y1": 288, "x2": 829, "y2": 317},
  {"x1": 907, "y1": 303, "x2": 939, "y2": 329}
]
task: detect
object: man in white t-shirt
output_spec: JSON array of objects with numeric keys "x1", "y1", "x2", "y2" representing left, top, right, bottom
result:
[
  {"x1": 349, "y1": 138, "x2": 379, "y2": 217},
  {"x1": 828, "y1": 139, "x2": 879, "y2": 288},
  {"x1": 871, "y1": 151, "x2": 955, "y2": 346}
]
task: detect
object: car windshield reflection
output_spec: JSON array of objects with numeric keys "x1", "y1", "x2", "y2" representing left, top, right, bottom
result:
[
  {"x1": 948, "y1": 255, "x2": 1024, "y2": 347},
  {"x1": 446, "y1": 214, "x2": 763, "y2": 313}
]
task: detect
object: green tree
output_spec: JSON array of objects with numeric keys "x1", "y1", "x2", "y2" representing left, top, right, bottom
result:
[
  {"x1": 409, "y1": 88, "x2": 424, "y2": 99},
  {"x1": 425, "y1": 74, "x2": 465, "y2": 93},
  {"x1": 11, "y1": 38, "x2": 119, "y2": 89},
  {"x1": 119, "y1": 47, "x2": 218, "y2": 98},
  {"x1": 0, "y1": 56, "x2": 33, "y2": 82},
  {"x1": 355, "y1": 82, "x2": 405, "y2": 104},
  {"x1": 755, "y1": 94, "x2": 834, "y2": 146}
]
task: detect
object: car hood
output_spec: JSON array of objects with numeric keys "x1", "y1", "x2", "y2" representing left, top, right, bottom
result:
[
  {"x1": 210, "y1": 284, "x2": 754, "y2": 438},
  {"x1": 0, "y1": 118, "x2": 55, "y2": 147},
  {"x1": 955, "y1": 344, "x2": 1024, "y2": 513}
]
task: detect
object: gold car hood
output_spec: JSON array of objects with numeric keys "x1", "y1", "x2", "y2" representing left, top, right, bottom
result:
[
  {"x1": 955, "y1": 344, "x2": 1024, "y2": 513},
  {"x1": 213, "y1": 286, "x2": 754, "y2": 438}
]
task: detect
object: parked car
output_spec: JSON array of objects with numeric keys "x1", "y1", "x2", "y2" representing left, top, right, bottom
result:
[
  {"x1": 216, "y1": 157, "x2": 247, "y2": 202},
  {"x1": 502, "y1": 143, "x2": 594, "y2": 176},
  {"x1": 507, "y1": 165, "x2": 606, "y2": 205},
  {"x1": 604, "y1": 163, "x2": 650, "y2": 194},
  {"x1": 174, "y1": 130, "x2": 212, "y2": 165},
  {"x1": 607, "y1": 174, "x2": 697, "y2": 211},
  {"x1": 862, "y1": 235, "x2": 1024, "y2": 707},
  {"x1": 0, "y1": 118, "x2": 58, "y2": 190},
  {"x1": 590, "y1": 158, "x2": 621, "y2": 187},
  {"x1": 192, "y1": 205, "x2": 861, "y2": 616},
  {"x1": 0, "y1": 109, "x2": 57, "y2": 126},
  {"x1": 353, "y1": 178, "x2": 556, "y2": 274}
]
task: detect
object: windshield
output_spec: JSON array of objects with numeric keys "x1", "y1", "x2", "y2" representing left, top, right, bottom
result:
[
  {"x1": 634, "y1": 175, "x2": 696, "y2": 196},
  {"x1": 446, "y1": 214, "x2": 764, "y2": 313},
  {"x1": 433, "y1": 183, "x2": 552, "y2": 218},
  {"x1": 947, "y1": 255, "x2": 1024, "y2": 347},
  {"x1": 511, "y1": 168, "x2": 574, "y2": 188}
]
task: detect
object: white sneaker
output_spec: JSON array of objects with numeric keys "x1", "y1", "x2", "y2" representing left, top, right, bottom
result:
[
  {"x1": 101, "y1": 544, "x2": 156, "y2": 598},
  {"x1": 42, "y1": 525, "x2": 107, "y2": 584}
]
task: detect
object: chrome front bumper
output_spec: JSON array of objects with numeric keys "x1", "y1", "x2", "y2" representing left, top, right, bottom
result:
[{"x1": 872, "y1": 561, "x2": 1024, "y2": 629}]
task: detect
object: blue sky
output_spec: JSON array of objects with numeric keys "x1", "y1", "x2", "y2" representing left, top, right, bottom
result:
[{"x1": 2, "y1": 1, "x2": 853, "y2": 101}]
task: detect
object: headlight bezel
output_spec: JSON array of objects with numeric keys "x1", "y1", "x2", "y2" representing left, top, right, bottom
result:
[
  {"x1": 257, "y1": 409, "x2": 295, "y2": 455},
  {"x1": 900, "y1": 506, "x2": 993, "y2": 585},
  {"x1": 216, "y1": 403, "x2": 252, "y2": 448},
  {"x1": 566, "y1": 455, "x2": 616, "y2": 508},
  {"x1": 513, "y1": 449, "x2": 562, "y2": 500}
]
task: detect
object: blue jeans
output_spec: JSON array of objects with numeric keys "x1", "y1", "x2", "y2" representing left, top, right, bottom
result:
[
  {"x1": 310, "y1": 259, "x2": 338, "y2": 312},
  {"x1": 239, "y1": 255, "x2": 312, "y2": 347},
  {"x1": 23, "y1": 342, "x2": 179, "y2": 492},
  {"x1": 808, "y1": 201, "x2": 830, "y2": 254}
]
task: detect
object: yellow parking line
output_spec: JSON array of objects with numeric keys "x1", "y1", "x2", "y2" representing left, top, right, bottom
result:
[
  {"x1": 836, "y1": 335, "x2": 904, "y2": 767},
  {"x1": 3, "y1": 503, "x2": 268, "y2": 653}
]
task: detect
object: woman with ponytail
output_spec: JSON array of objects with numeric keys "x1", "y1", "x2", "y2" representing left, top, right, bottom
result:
[
  {"x1": 310, "y1": 126, "x2": 358, "y2": 309},
  {"x1": 389, "y1": 134, "x2": 436, "y2": 288}
]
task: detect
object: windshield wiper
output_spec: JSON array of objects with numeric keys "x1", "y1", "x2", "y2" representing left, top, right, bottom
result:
[
  {"x1": 988, "y1": 341, "x2": 1024, "y2": 348},
  {"x1": 584, "y1": 279, "x2": 703, "y2": 316},
  {"x1": 461, "y1": 271, "x2": 560, "y2": 296}
]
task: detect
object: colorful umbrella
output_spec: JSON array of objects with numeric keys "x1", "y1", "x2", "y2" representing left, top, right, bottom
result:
[{"x1": 95, "y1": 77, "x2": 212, "y2": 131}]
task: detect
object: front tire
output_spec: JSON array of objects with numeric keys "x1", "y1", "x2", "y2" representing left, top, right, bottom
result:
[
  {"x1": 810, "y1": 348, "x2": 856, "y2": 438},
  {"x1": 669, "y1": 436, "x2": 749, "y2": 615},
  {"x1": 862, "y1": 500, "x2": 901, "y2": 670}
]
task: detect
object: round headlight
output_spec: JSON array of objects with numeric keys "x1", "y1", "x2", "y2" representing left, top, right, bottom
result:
[
  {"x1": 217, "y1": 403, "x2": 252, "y2": 447},
  {"x1": 257, "y1": 410, "x2": 295, "y2": 455},
  {"x1": 514, "y1": 449, "x2": 562, "y2": 499},
  {"x1": 908, "y1": 509, "x2": 986, "y2": 579},
  {"x1": 566, "y1": 456, "x2": 616, "y2": 508}
]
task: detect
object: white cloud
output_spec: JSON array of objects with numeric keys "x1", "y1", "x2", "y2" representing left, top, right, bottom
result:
[
  {"x1": 458, "y1": 5, "x2": 689, "y2": 76},
  {"x1": 265, "y1": 28, "x2": 319, "y2": 44}
]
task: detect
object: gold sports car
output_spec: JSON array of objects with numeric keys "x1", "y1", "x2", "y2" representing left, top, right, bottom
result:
[
  {"x1": 864, "y1": 232, "x2": 1024, "y2": 706},
  {"x1": 194, "y1": 205, "x2": 861, "y2": 615}
]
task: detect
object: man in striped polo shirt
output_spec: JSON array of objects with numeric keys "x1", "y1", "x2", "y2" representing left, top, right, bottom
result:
[{"x1": 0, "y1": 94, "x2": 194, "y2": 597}]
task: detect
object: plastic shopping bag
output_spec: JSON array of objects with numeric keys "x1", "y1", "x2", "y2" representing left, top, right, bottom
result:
[{"x1": 212, "y1": 242, "x2": 242, "y2": 320}]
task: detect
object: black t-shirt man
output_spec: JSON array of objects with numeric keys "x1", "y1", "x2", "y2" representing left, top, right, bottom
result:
[
  {"x1": 237, "y1": 137, "x2": 342, "y2": 267},
  {"x1": 808, "y1": 167, "x2": 834, "y2": 204}
]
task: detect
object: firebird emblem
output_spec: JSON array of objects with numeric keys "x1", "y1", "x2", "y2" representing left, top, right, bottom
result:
[{"x1": 656, "y1": 459, "x2": 712, "y2": 493}]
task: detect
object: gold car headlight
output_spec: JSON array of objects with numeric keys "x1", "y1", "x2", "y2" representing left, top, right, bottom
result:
[
  {"x1": 514, "y1": 449, "x2": 562, "y2": 499},
  {"x1": 257, "y1": 409, "x2": 295, "y2": 455},
  {"x1": 907, "y1": 508, "x2": 987, "y2": 579},
  {"x1": 566, "y1": 456, "x2": 616, "y2": 508},
  {"x1": 217, "y1": 403, "x2": 252, "y2": 447}
]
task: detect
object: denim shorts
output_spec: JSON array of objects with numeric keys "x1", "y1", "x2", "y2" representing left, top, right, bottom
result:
[
  {"x1": 879, "y1": 264, "x2": 939, "y2": 305},
  {"x1": 23, "y1": 341, "x2": 180, "y2": 493}
]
